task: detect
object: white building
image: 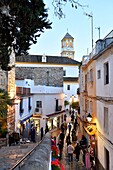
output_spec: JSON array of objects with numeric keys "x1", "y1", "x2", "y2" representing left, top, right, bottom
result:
[
  {"x1": 79, "y1": 30, "x2": 113, "y2": 170},
  {"x1": 15, "y1": 78, "x2": 64, "y2": 135},
  {"x1": 15, "y1": 59, "x2": 65, "y2": 136},
  {"x1": 93, "y1": 30, "x2": 113, "y2": 170},
  {"x1": 15, "y1": 32, "x2": 80, "y2": 136}
]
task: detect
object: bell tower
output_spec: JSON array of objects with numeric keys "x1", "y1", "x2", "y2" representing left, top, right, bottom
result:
[{"x1": 61, "y1": 32, "x2": 75, "y2": 59}]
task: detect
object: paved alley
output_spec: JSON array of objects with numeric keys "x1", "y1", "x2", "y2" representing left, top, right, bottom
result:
[{"x1": 51, "y1": 112, "x2": 87, "y2": 170}]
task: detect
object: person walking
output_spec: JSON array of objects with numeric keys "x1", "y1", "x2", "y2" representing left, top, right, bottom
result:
[
  {"x1": 61, "y1": 123, "x2": 65, "y2": 134},
  {"x1": 71, "y1": 129, "x2": 77, "y2": 142},
  {"x1": 57, "y1": 139, "x2": 64, "y2": 160},
  {"x1": 85, "y1": 149, "x2": 91, "y2": 170},
  {"x1": 59, "y1": 131, "x2": 65, "y2": 145},
  {"x1": 74, "y1": 142, "x2": 81, "y2": 162},
  {"x1": 67, "y1": 142, "x2": 74, "y2": 164},
  {"x1": 66, "y1": 133, "x2": 71, "y2": 146},
  {"x1": 31, "y1": 126, "x2": 36, "y2": 142},
  {"x1": 68, "y1": 123, "x2": 72, "y2": 135},
  {"x1": 41, "y1": 127, "x2": 43, "y2": 140},
  {"x1": 79, "y1": 148, "x2": 84, "y2": 165},
  {"x1": 71, "y1": 113, "x2": 75, "y2": 123},
  {"x1": 74, "y1": 117, "x2": 78, "y2": 131}
]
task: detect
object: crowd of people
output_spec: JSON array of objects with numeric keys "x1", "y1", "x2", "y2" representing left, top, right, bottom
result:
[{"x1": 51, "y1": 111, "x2": 96, "y2": 170}]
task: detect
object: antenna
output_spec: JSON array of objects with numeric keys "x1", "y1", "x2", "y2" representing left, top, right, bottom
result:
[
  {"x1": 84, "y1": 12, "x2": 93, "y2": 50},
  {"x1": 95, "y1": 27, "x2": 100, "y2": 39}
]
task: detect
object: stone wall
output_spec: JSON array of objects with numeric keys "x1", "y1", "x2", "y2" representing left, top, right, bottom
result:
[
  {"x1": 0, "y1": 70, "x2": 7, "y2": 90},
  {"x1": 20, "y1": 133, "x2": 51, "y2": 170},
  {"x1": 16, "y1": 67, "x2": 63, "y2": 87}
]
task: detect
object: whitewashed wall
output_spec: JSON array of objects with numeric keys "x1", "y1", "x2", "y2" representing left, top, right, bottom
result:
[
  {"x1": 63, "y1": 65, "x2": 79, "y2": 77},
  {"x1": 96, "y1": 49, "x2": 113, "y2": 170},
  {"x1": 64, "y1": 82, "x2": 79, "y2": 101},
  {"x1": 96, "y1": 54, "x2": 113, "y2": 97}
]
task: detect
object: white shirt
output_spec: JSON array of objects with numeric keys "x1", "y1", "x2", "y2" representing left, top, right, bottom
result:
[{"x1": 67, "y1": 144, "x2": 74, "y2": 154}]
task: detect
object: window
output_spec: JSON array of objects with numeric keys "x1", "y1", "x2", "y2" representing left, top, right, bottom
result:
[
  {"x1": 67, "y1": 85, "x2": 70, "y2": 90},
  {"x1": 28, "y1": 97, "x2": 31, "y2": 111},
  {"x1": 85, "y1": 74, "x2": 87, "y2": 91},
  {"x1": 20, "y1": 99, "x2": 24, "y2": 115},
  {"x1": 0, "y1": 78, "x2": 5, "y2": 85},
  {"x1": 89, "y1": 69, "x2": 93, "y2": 82},
  {"x1": 104, "y1": 107, "x2": 109, "y2": 134},
  {"x1": 97, "y1": 70, "x2": 101, "y2": 79},
  {"x1": 104, "y1": 62, "x2": 109, "y2": 84},
  {"x1": 104, "y1": 148, "x2": 109, "y2": 170},
  {"x1": 63, "y1": 70, "x2": 66, "y2": 76},
  {"x1": 89, "y1": 101, "x2": 93, "y2": 113},
  {"x1": 85, "y1": 99, "x2": 88, "y2": 113},
  {"x1": 36, "y1": 101, "x2": 42, "y2": 108}
]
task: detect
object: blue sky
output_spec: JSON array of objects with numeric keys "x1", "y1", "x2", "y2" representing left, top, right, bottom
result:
[{"x1": 29, "y1": 0, "x2": 113, "y2": 62}]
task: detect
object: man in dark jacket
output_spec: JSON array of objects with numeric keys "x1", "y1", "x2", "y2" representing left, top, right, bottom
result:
[
  {"x1": 66, "y1": 133, "x2": 71, "y2": 146},
  {"x1": 59, "y1": 131, "x2": 65, "y2": 145},
  {"x1": 74, "y1": 142, "x2": 81, "y2": 161}
]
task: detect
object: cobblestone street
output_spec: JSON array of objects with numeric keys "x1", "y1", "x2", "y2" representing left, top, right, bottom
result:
[{"x1": 51, "y1": 113, "x2": 87, "y2": 170}]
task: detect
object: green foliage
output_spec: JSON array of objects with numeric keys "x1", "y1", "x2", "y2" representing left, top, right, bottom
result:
[
  {"x1": 71, "y1": 101, "x2": 79, "y2": 110},
  {"x1": 0, "y1": 128, "x2": 8, "y2": 138},
  {"x1": 64, "y1": 100, "x2": 69, "y2": 106},
  {"x1": 0, "y1": 89, "x2": 12, "y2": 118},
  {"x1": 0, "y1": 0, "x2": 52, "y2": 70}
]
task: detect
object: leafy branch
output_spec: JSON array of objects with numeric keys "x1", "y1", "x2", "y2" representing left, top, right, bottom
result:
[{"x1": 52, "y1": 0, "x2": 88, "y2": 19}]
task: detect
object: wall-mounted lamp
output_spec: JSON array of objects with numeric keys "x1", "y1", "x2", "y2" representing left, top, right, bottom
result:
[
  {"x1": 78, "y1": 114, "x2": 96, "y2": 136},
  {"x1": 86, "y1": 113, "x2": 96, "y2": 126},
  {"x1": 87, "y1": 113, "x2": 92, "y2": 122}
]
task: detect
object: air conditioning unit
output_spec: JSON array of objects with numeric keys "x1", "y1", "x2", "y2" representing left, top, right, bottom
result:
[{"x1": 35, "y1": 108, "x2": 42, "y2": 114}]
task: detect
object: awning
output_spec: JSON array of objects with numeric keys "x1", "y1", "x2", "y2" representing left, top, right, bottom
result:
[
  {"x1": 20, "y1": 114, "x2": 33, "y2": 124},
  {"x1": 84, "y1": 125, "x2": 97, "y2": 136}
]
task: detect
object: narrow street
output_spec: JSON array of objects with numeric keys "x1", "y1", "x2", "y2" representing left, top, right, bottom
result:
[
  {"x1": 51, "y1": 112, "x2": 87, "y2": 170},
  {"x1": 0, "y1": 112, "x2": 87, "y2": 170}
]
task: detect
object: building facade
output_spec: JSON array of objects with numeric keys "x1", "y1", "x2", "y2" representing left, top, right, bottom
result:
[
  {"x1": 93, "y1": 30, "x2": 113, "y2": 170},
  {"x1": 80, "y1": 30, "x2": 113, "y2": 170},
  {"x1": 15, "y1": 57, "x2": 65, "y2": 136}
]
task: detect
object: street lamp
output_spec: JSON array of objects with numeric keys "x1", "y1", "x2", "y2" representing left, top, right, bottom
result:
[
  {"x1": 87, "y1": 113, "x2": 92, "y2": 122},
  {"x1": 84, "y1": 12, "x2": 93, "y2": 50}
]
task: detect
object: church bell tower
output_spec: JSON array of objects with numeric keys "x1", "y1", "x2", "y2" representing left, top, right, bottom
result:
[{"x1": 61, "y1": 32, "x2": 75, "y2": 59}]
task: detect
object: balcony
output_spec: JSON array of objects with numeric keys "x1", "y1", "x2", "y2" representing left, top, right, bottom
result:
[
  {"x1": 56, "y1": 105, "x2": 62, "y2": 112},
  {"x1": 35, "y1": 108, "x2": 42, "y2": 114},
  {"x1": 16, "y1": 87, "x2": 30, "y2": 95}
]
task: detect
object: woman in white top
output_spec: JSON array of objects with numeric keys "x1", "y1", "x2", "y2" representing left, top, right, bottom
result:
[{"x1": 67, "y1": 142, "x2": 74, "y2": 164}]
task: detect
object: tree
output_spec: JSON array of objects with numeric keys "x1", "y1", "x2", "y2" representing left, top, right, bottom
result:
[
  {"x1": 0, "y1": 89, "x2": 12, "y2": 137},
  {"x1": 52, "y1": 0, "x2": 88, "y2": 19},
  {"x1": 0, "y1": 89, "x2": 12, "y2": 118},
  {"x1": 0, "y1": 0, "x2": 52, "y2": 71},
  {"x1": 71, "y1": 101, "x2": 79, "y2": 111},
  {"x1": 64, "y1": 100, "x2": 69, "y2": 107}
]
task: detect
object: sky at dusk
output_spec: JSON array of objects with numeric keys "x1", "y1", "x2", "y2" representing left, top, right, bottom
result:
[{"x1": 29, "y1": 0, "x2": 113, "y2": 62}]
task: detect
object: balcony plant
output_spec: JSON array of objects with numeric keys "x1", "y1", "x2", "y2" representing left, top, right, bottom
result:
[{"x1": 51, "y1": 143, "x2": 65, "y2": 170}]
